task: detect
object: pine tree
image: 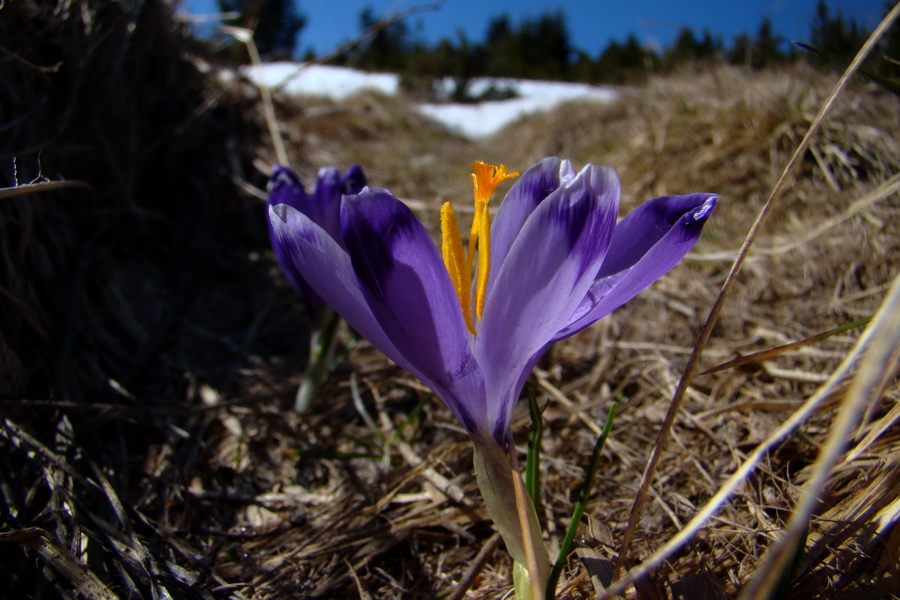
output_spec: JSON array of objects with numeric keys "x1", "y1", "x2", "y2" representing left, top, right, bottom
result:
[
  {"x1": 665, "y1": 27, "x2": 720, "y2": 69},
  {"x1": 809, "y1": 0, "x2": 868, "y2": 66},
  {"x1": 750, "y1": 17, "x2": 785, "y2": 69},
  {"x1": 353, "y1": 7, "x2": 414, "y2": 71}
]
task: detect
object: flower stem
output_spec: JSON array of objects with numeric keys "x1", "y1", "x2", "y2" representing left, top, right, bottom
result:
[
  {"x1": 545, "y1": 400, "x2": 618, "y2": 599},
  {"x1": 472, "y1": 431, "x2": 550, "y2": 600},
  {"x1": 294, "y1": 308, "x2": 342, "y2": 413}
]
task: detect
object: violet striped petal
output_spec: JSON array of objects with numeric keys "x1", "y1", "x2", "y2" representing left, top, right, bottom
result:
[
  {"x1": 554, "y1": 193, "x2": 719, "y2": 341},
  {"x1": 488, "y1": 157, "x2": 575, "y2": 290},
  {"x1": 268, "y1": 164, "x2": 369, "y2": 320},
  {"x1": 268, "y1": 164, "x2": 309, "y2": 211},
  {"x1": 341, "y1": 189, "x2": 486, "y2": 431},
  {"x1": 267, "y1": 166, "x2": 325, "y2": 316},
  {"x1": 307, "y1": 167, "x2": 345, "y2": 243},
  {"x1": 477, "y1": 165, "x2": 620, "y2": 437},
  {"x1": 268, "y1": 203, "x2": 413, "y2": 364}
]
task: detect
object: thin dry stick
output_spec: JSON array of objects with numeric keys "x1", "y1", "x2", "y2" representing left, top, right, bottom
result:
[
  {"x1": 220, "y1": 25, "x2": 289, "y2": 167},
  {"x1": 344, "y1": 557, "x2": 373, "y2": 600},
  {"x1": 0, "y1": 180, "x2": 95, "y2": 199},
  {"x1": 611, "y1": 1, "x2": 900, "y2": 587},
  {"x1": 740, "y1": 273, "x2": 900, "y2": 599},
  {"x1": 447, "y1": 533, "x2": 502, "y2": 600},
  {"x1": 0, "y1": 528, "x2": 118, "y2": 600}
]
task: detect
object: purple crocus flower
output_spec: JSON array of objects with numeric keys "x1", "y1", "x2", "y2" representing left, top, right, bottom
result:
[
  {"x1": 268, "y1": 158, "x2": 717, "y2": 443},
  {"x1": 268, "y1": 164, "x2": 367, "y2": 324}
]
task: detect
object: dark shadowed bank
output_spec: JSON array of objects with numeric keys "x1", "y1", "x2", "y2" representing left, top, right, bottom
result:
[{"x1": 0, "y1": 0, "x2": 281, "y2": 596}]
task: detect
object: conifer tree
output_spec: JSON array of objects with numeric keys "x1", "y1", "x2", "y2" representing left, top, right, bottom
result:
[{"x1": 809, "y1": 0, "x2": 867, "y2": 66}]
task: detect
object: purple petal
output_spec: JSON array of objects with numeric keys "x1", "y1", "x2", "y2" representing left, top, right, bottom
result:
[
  {"x1": 343, "y1": 164, "x2": 367, "y2": 194},
  {"x1": 488, "y1": 351, "x2": 545, "y2": 440},
  {"x1": 267, "y1": 164, "x2": 348, "y2": 244},
  {"x1": 267, "y1": 166, "x2": 327, "y2": 317},
  {"x1": 268, "y1": 164, "x2": 309, "y2": 210},
  {"x1": 477, "y1": 164, "x2": 620, "y2": 435},
  {"x1": 489, "y1": 157, "x2": 575, "y2": 288},
  {"x1": 554, "y1": 193, "x2": 719, "y2": 341},
  {"x1": 308, "y1": 167, "x2": 346, "y2": 242},
  {"x1": 267, "y1": 164, "x2": 367, "y2": 322},
  {"x1": 341, "y1": 189, "x2": 486, "y2": 431},
  {"x1": 268, "y1": 203, "x2": 408, "y2": 361}
]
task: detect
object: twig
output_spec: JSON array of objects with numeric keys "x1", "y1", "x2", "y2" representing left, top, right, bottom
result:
[
  {"x1": 344, "y1": 557, "x2": 373, "y2": 600},
  {"x1": 220, "y1": 25, "x2": 289, "y2": 167},
  {"x1": 0, "y1": 180, "x2": 95, "y2": 199},
  {"x1": 0, "y1": 43, "x2": 62, "y2": 72},
  {"x1": 700, "y1": 316, "x2": 871, "y2": 375},
  {"x1": 694, "y1": 171, "x2": 900, "y2": 263},
  {"x1": 599, "y1": 274, "x2": 885, "y2": 598},
  {"x1": 446, "y1": 533, "x2": 502, "y2": 600},
  {"x1": 393, "y1": 435, "x2": 470, "y2": 506},
  {"x1": 0, "y1": 419, "x2": 103, "y2": 496},
  {"x1": 610, "y1": 2, "x2": 900, "y2": 591},
  {"x1": 0, "y1": 528, "x2": 118, "y2": 600}
]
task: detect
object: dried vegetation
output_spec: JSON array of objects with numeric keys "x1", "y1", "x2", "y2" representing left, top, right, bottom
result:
[{"x1": 1, "y1": 1, "x2": 899, "y2": 599}]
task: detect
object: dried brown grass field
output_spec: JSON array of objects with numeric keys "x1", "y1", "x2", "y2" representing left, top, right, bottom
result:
[{"x1": 1, "y1": 1, "x2": 899, "y2": 599}]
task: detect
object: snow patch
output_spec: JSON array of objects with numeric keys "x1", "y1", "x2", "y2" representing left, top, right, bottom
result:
[
  {"x1": 241, "y1": 62, "x2": 619, "y2": 139},
  {"x1": 242, "y1": 62, "x2": 399, "y2": 99}
]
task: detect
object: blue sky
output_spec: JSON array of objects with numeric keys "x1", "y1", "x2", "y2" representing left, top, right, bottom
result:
[{"x1": 183, "y1": 0, "x2": 890, "y2": 57}]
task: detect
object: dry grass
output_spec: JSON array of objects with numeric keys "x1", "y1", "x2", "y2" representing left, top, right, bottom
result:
[{"x1": 2, "y1": 2, "x2": 899, "y2": 599}]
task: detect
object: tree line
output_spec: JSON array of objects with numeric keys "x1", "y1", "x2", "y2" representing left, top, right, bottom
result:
[{"x1": 217, "y1": 1, "x2": 899, "y2": 98}]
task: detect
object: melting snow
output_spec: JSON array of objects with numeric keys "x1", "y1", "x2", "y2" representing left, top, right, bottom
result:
[{"x1": 242, "y1": 62, "x2": 619, "y2": 139}]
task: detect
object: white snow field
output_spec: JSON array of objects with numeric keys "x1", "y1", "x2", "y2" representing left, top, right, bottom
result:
[{"x1": 241, "y1": 62, "x2": 620, "y2": 138}]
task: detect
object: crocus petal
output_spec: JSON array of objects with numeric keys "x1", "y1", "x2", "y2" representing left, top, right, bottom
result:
[
  {"x1": 477, "y1": 165, "x2": 620, "y2": 438},
  {"x1": 268, "y1": 164, "x2": 368, "y2": 321},
  {"x1": 269, "y1": 203, "x2": 407, "y2": 363},
  {"x1": 341, "y1": 189, "x2": 486, "y2": 431},
  {"x1": 343, "y1": 164, "x2": 367, "y2": 195},
  {"x1": 267, "y1": 167, "x2": 325, "y2": 313},
  {"x1": 554, "y1": 193, "x2": 719, "y2": 341},
  {"x1": 268, "y1": 164, "x2": 309, "y2": 210},
  {"x1": 488, "y1": 157, "x2": 575, "y2": 288}
]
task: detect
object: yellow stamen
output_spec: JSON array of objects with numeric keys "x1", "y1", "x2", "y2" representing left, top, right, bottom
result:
[
  {"x1": 441, "y1": 202, "x2": 476, "y2": 334},
  {"x1": 440, "y1": 161, "x2": 519, "y2": 333},
  {"x1": 469, "y1": 161, "x2": 518, "y2": 320},
  {"x1": 474, "y1": 197, "x2": 491, "y2": 319}
]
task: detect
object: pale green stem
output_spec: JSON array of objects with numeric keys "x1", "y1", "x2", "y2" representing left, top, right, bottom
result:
[
  {"x1": 294, "y1": 308, "x2": 342, "y2": 413},
  {"x1": 472, "y1": 430, "x2": 550, "y2": 600}
]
